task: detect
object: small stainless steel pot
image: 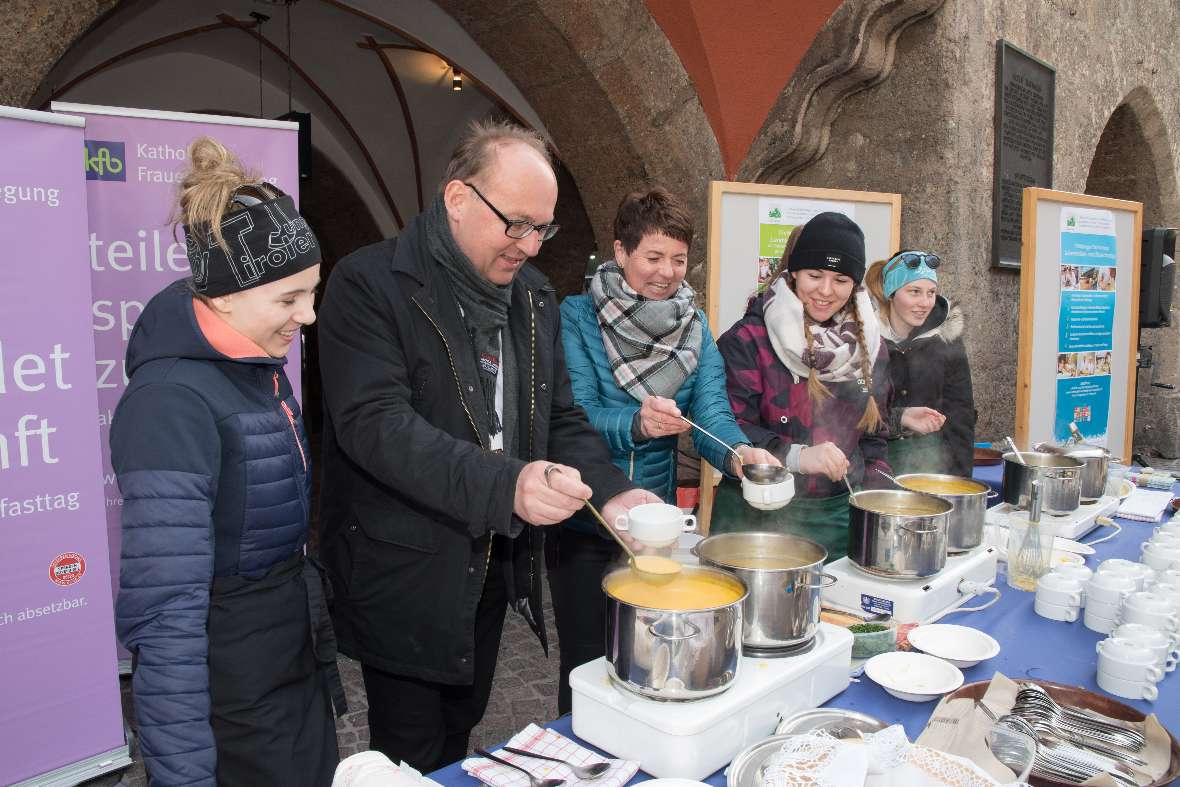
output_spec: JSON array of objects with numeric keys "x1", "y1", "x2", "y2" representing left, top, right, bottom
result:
[
  {"x1": 692, "y1": 532, "x2": 835, "y2": 651},
  {"x1": 1001, "y1": 451, "x2": 1084, "y2": 514},
  {"x1": 603, "y1": 565, "x2": 746, "y2": 701},
  {"x1": 895, "y1": 474, "x2": 995, "y2": 553},
  {"x1": 1034, "y1": 442, "x2": 1109, "y2": 501},
  {"x1": 847, "y1": 490, "x2": 952, "y2": 578}
]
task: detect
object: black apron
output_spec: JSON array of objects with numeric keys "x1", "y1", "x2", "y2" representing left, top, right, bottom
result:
[
  {"x1": 710, "y1": 478, "x2": 851, "y2": 561},
  {"x1": 208, "y1": 551, "x2": 346, "y2": 787}
]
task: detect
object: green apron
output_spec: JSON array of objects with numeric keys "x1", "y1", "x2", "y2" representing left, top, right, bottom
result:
[
  {"x1": 709, "y1": 478, "x2": 850, "y2": 561},
  {"x1": 887, "y1": 433, "x2": 944, "y2": 476}
]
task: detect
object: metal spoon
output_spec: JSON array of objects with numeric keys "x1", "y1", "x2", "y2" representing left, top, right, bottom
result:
[
  {"x1": 475, "y1": 748, "x2": 566, "y2": 787},
  {"x1": 1006, "y1": 436, "x2": 1026, "y2": 465},
  {"x1": 501, "y1": 747, "x2": 611, "y2": 780},
  {"x1": 875, "y1": 467, "x2": 903, "y2": 486},
  {"x1": 582, "y1": 497, "x2": 681, "y2": 583}
]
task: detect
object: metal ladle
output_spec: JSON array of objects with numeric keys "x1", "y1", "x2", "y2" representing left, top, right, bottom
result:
[
  {"x1": 545, "y1": 465, "x2": 680, "y2": 582},
  {"x1": 1006, "y1": 436, "x2": 1027, "y2": 465},
  {"x1": 679, "y1": 415, "x2": 790, "y2": 486},
  {"x1": 582, "y1": 497, "x2": 681, "y2": 583}
]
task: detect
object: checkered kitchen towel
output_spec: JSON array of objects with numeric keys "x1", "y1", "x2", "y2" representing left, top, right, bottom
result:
[{"x1": 461, "y1": 724, "x2": 638, "y2": 787}]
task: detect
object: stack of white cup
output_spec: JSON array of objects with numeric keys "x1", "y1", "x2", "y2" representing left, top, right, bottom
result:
[
  {"x1": 1095, "y1": 636, "x2": 1168, "y2": 701},
  {"x1": 1083, "y1": 571, "x2": 1137, "y2": 633},
  {"x1": 1034, "y1": 572, "x2": 1085, "y2": 622},
  {"x1": 1140, "y1": 522, "x2": 1180, "y2": 573}
]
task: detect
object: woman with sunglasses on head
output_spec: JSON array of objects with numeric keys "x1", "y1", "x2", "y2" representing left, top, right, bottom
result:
[
  {"x1": 110, "y1": 137, "x2": 342, "y2": 787},
  {"x1": 711, "y1": 213, "x2": 892, "y2": 559},
  {"x1": 548, "y1": 186, "x2": 778, "y2": 713},
  {"x1": 864, "y1": 250, "x2": 976, "y2": 477}
]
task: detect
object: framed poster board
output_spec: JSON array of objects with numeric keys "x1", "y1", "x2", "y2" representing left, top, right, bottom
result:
[
  {"x1": 698, "y1": 182, "x2": 901, "y2": 532},
  {"x1": 1015, "y1": 188, "x2": 1142, "y2": 463}
]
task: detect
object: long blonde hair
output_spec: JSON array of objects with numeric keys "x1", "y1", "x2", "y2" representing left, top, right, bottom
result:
[
  {"x1": 863, "y1": 258, "x2": 891, "y2": 319},
  {"x1": 797, "y1": 280, "x2": 883, "y2": 434},
  {"x1": 172, "y1": 136, "x2": 259, "y2": 253}
]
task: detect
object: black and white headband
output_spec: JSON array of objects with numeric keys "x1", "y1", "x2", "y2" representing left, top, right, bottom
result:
[{"x1": 184, "y1": 184, "x2": 320, "y2": 297}]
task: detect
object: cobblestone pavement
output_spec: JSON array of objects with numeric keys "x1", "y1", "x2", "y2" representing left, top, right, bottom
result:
[{"x1": 83, "y1": 586, "x2": 562, "y2": 787}]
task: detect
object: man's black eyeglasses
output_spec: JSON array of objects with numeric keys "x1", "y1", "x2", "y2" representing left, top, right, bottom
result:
[
  {"x1": 465, "y1": 182, "x2": 560, "y2": 241},
  {"x1": 884, "y1": 251, "x2": 941, "y2": 273}
]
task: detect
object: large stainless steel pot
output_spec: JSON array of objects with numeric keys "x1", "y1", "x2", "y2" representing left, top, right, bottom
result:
[
  {"x1": 895, "y1": 474, "x2": 994, "y2": 553},
  {"x1": 1001, "y1": 451, "x2": 1084, "y2": 514},
  {"x1": 848, "y1": 490, "x2": 952, "y2": 578},
  {"x1": 1034, "y1": 442, "x2": 1109, "y2": 501},
  {"x1": 603, "y1": 565, "x2": 746, "y2": 701},
  {"x1": 692, "y1": 532, "x2": 835, "y2": 651}
]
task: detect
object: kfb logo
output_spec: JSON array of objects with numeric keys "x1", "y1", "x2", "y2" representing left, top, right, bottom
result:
[{"x1": 84, "y1": 140, "x2": 126, "y2": 181}]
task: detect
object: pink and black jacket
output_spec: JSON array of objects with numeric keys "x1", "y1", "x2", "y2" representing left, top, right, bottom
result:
[{"x1": 717, "y1": 292, "x2": 894, "y2": 498}]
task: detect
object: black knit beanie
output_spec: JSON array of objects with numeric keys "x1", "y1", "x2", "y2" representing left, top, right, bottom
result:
[{"x1": 786, "y1": 212, "x2": 866, "y2": 284}]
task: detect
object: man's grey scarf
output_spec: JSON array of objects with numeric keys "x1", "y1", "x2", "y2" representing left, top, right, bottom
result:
[
  {"x1": 423, "y1": 197, "x2": 517, "y2": 453},
  {"x1": 590, "y1": 259, "x2": 702, "y2": 401}
]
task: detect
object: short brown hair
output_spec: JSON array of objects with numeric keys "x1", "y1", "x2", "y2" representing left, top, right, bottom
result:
[
  {"x1": 613, "y1": 186, "x2": 694, "y2": 254},
  {"x1": 439, "y1": 118, "x2": 551, "y2": 193}
]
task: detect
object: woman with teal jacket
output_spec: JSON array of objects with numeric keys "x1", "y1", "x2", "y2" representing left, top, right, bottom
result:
[{"x1": 547, "y1": 186, "x2": 777, "y2": 713}]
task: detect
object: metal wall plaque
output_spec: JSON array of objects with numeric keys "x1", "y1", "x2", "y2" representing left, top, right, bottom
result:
[{"x1": 992, "y1": 40, "x2": 1055, "y2": 269}]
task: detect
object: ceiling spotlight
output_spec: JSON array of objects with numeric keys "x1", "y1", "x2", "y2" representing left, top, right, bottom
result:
[{"x1": 452, "y1": 69, "x2": 463, "y2": 92}]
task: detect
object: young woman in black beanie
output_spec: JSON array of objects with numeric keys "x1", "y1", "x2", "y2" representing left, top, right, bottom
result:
[
  {"x1": 110, "y1": 137, "x2": 342, "y2": 787},
  {"x1": 712, "y1": 213, "x2": 893, "y2": 559}
]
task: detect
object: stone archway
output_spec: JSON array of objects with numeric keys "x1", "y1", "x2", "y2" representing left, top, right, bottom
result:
[
  {"x1": 1085, "y1": 87, "x2": 1180, "y2": 457},
  {"x1": 432, "y1": 0, "x2": 725, "y2": 289},
  {"x1": 7, "y1": 0, "x2": 723, "y2": 295}
]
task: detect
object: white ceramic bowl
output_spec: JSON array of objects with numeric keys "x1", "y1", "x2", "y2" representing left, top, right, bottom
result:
[
  {"x1": 864, "y1": 651, "x2": 964, "y2": 702},
  {"x1": 907, "y1": 624, "x2": 1001, "y2": 668}
]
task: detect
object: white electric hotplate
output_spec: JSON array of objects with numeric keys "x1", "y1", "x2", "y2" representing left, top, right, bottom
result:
[
  {"x1": 984, "y1": 496, "x2": 1119, "y2": 541},
  {"x1": 570, "y1": 623, "x2": 853, "y2": 780},
  {"x1": 821, "y1": 546, "x2": 1000, "y2": 624}
]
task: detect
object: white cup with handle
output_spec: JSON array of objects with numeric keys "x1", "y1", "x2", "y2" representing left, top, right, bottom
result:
[
  {"x1": 1119, "y1": 591, "x2": 1180, "y2": 632},
  {"x1": 1112, "y1": 623, "x2": 1180, "y2": 672},
  {"x1": 1098, "y1": 559, "x2": 1153, "y2": 591},
  {"x1": 614, "y1": 502, "x2": 696, "y2": 548},
  {"x1": 1096, "y1": 670, "x2": 1160, "y2": 702},
  {"x1": 1155, "y1": 520, "x2": 1180, "y2": 537},
  {"x1": 1035, "y1": 597, "x2": 1079, "y2": 622},
  {"x1": 1036, "y1": 573, "x2": 1083, "y2": 608},
  {"x1": 1087, "y1": 572, "x2": 1136, "y2": 605},
  {"x1": 1141, "y1": 541, "x2": 1180, "y2": 573},
  {"x1": 1147, "y1": 530, "x2": 1180, "y2": 548},
  {"x1": 1096, "y1": 637, "x2": 1165, "y2": 684},
  {"x1": 1084, "y1": 605, "x2": 1119, "y2": 634}
]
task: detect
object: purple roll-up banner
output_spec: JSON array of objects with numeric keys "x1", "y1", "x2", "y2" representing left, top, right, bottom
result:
[
  {"x1": 0, "y1": 107, "x2": 131, "y2": 785},
  {"x1": 49, "y1": 104, "x2": 300, "y2": 664}
]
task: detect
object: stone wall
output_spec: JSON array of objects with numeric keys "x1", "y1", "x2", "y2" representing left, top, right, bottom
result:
[{"x1": 746, "y1": 0, "x2": 1180, "y2": 454}]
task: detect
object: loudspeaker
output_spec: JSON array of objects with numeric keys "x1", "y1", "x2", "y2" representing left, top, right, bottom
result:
[
  {"x1": 1140, "y1": 228, "x2": 1175, "y2": 328},
  {"x1": 277, "y1": 110, "x2": 311, "y2": 179}
]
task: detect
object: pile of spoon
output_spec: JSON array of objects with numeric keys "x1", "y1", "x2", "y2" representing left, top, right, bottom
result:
[{"x1": 1006, "y1": 683, "x2": 1148, "y2": 786}]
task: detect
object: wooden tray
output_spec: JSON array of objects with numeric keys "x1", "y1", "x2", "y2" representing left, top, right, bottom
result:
[
  {"x1": 944, "y1": 679, "x2": 1180, "y2": 787},
  {"x1": 974, "y1": 447, "x2": 1003, "y2": 466}
]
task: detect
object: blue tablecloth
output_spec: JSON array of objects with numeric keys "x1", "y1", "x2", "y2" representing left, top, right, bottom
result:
[{"x1": 430, "y1": 468, "x2": 1178, "y2": 787}]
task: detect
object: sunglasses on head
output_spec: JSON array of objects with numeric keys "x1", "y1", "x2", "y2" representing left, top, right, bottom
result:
[{"x1": 885, "y1": 251, "x2": 941, "y2": 273}]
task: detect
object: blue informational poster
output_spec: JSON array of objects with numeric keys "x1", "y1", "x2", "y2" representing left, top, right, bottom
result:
[{"x1": 1054, "y1": 207, "x2": 1117, "y2": 443}]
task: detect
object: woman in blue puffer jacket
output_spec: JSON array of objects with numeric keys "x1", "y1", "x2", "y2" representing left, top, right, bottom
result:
[
  {"x1": 111, "y1": 138, "x2": 341, "y2": 787},
  {"x1": 547, "y1": 186, "x2": 778, "y2": 713}
]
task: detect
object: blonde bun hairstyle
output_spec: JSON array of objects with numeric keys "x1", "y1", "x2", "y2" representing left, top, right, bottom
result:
[{"x1": 173, "y1": 136, "x2": 259, "y2": 253}]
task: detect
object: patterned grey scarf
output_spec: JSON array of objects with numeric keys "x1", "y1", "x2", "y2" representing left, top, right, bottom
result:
[
  {"x1": 422, "y1": 197, "x2": 516, "y2": 449},
  {"x1": 590, "y1": 259, "x2": 702, "y2": 401}
]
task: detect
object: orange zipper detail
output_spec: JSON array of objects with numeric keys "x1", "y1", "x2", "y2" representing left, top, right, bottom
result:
[
  {"x1": 272, "y1": 369, "x2": 308, "y2": 472},
  {"x1": 280, "y1": 400, "x2": 308, "y2": 472}
]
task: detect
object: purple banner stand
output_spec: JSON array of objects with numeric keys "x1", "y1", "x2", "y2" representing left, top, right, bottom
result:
[
  {"x1": 0, "y1": 106, "x2": 131, "y2": 786},
  {"x1": 49, "y1": 103, "x2": 299, "y2": 669}
]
